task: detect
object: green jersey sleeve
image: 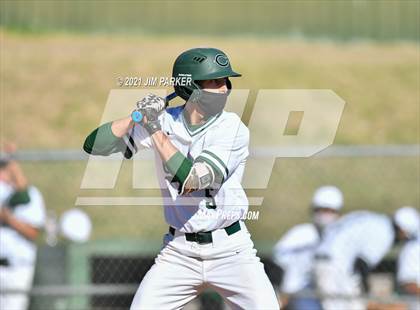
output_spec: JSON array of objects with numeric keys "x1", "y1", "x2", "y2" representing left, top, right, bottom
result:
[{"x1": 83, "y1": 122, "x2": 128, "y2": 156}]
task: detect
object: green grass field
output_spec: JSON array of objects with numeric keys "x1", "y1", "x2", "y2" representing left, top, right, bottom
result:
[
  {"x1": 2, "y1": 30, "x2": 418, "y2": 147},
  {"x1": 1, "y1": 30, "x2": 419, "y2": 245}
]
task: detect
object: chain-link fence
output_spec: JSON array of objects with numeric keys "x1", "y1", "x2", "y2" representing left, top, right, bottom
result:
[{"x1": 1, "y1": 145, "x2": 419, "y2": 310}]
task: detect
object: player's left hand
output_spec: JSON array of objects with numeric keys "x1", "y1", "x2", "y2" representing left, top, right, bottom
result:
[
  {"x1": 141, "y1": 108, "x2": 162, "y2": 135},
  {"x1": 135, "y1": 93, "x2": 166, "y2": 114}
]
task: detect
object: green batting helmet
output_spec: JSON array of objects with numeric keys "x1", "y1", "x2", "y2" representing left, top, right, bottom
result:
[{"x1": 172, "y1": 48, "x2": 241, "y2": 101}]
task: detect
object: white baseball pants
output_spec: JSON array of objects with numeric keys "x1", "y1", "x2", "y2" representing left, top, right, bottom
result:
[{"x1": 131, "y1": 222, "x2": 279, "y2": 310}]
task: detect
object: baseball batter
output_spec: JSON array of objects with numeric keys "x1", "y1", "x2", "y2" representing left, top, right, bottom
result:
[{"x1": 84, "y1": 48, "x2": 279, "y2": 309}]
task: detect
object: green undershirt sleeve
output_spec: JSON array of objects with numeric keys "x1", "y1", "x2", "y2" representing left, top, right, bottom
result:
[
  {"x1": 8, "y1": 189, "x2": 31, "y2": 207},
  {"x1": 165, "y1": 151, "x2": 193, "y2": 186},
  {"x1": 83, "y1": 122, "x2": 127, "y2": 156}
]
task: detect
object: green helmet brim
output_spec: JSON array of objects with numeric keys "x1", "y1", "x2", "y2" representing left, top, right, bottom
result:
[{"x1": 194, "y1": 70, "x2": 241, "y2": 81}]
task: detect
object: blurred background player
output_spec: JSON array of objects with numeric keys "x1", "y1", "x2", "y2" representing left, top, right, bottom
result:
[
  {"x1": 397, "y1": 237, "x2": 420, "y2": 295},
  {"x1": 0, "y1": 144, "x2": 46, "y2": 310},
  {"x1": 396, "y1": 207, "x2": 419, "y2": 310},
  {"x1": 314, "y1": 207, "x2": 419, "y2": 310},
  {"x1": 272, "y1": 185, "x2": 343, "y2": 310}
]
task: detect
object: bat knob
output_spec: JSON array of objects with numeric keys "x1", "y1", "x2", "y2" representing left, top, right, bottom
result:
[{"x1": 131, "y1": 110, "x2": 143, "y2": 123}]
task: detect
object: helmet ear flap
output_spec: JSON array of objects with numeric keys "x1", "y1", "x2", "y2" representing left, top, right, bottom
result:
[
  {"x1": 226, "y1": 78, "x2": 232, "y2": 90},
  {"x1": 174, "y1": 85, "x2": 190, "y2": 101},
  {"x1": 174, "y1": 80, "x2": 201, "y2": 102}
]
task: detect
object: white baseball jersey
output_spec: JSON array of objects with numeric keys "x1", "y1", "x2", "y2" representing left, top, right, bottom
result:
[
  {"x1": 397, "y1": 239, "x2": 420, "y2": 286},
  {"x1": 272, "y1": 223, "x2": 320, "y2": 294},
  {"x1": 0, "y1": 182, "x2": 46, "y2": 266},
  {"x1": 316, "y1": 211, "x2": 395, "y2": 274},
  {"x1": 128, "y1": 107, "x2": 279, "y2": 309},
  {"x1": 128, "y1": 107, "x2": 249, "y2": 233}
]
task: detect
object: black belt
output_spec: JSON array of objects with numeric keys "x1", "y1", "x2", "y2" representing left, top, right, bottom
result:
[{"x1": 169, "y1": 221, "x2": 241, "y2": 245}]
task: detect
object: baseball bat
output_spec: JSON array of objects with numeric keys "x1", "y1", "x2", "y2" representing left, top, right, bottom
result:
[{"x1": 131, "y1": 92, "x2": 178, "y2": 123}]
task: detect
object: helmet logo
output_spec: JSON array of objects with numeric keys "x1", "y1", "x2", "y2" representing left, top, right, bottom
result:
[{"x1": 215, "y1": 54, "x2": 229, "y2": 67}]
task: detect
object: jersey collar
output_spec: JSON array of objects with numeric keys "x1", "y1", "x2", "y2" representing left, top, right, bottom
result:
[{"x1": 181, "y1": 109, "x2": 223, "y2": 137}]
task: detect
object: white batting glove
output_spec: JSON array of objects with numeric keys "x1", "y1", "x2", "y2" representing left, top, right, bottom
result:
[{"x1": 135, "y1": 93, "x2": 166, "y2": 114}]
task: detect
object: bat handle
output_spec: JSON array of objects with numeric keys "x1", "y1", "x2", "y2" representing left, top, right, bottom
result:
[
  {"x1": 165, "y1": 92, "x2": 178, "y2": 104},
  {"x1": 131, "y1": 110, "x2": 143, "y2": 123}
]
